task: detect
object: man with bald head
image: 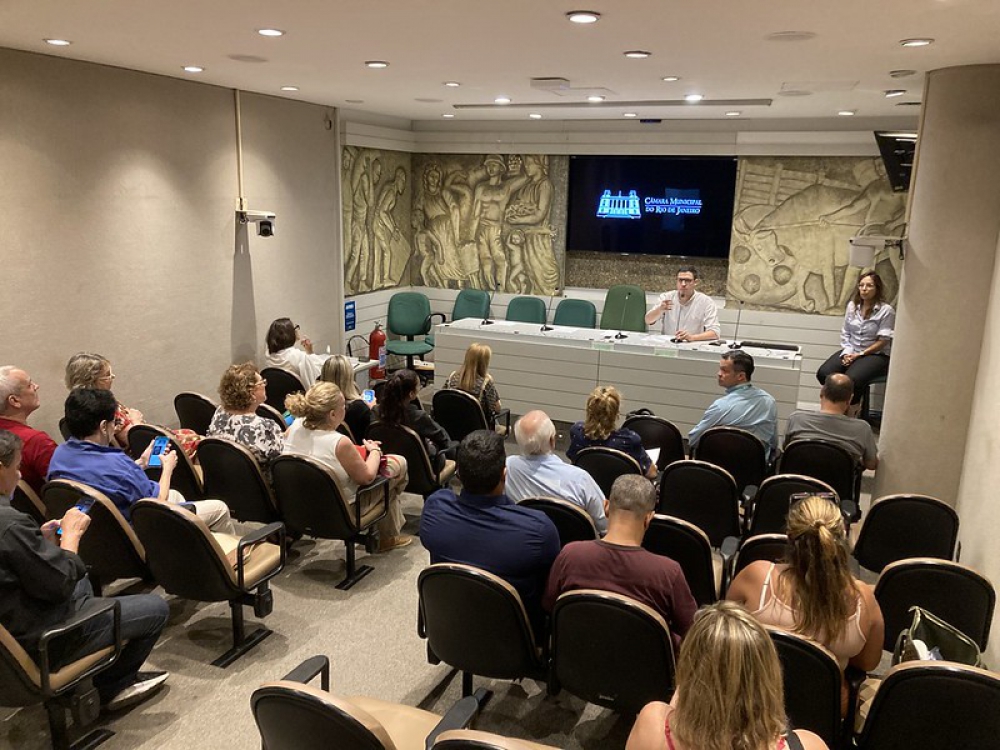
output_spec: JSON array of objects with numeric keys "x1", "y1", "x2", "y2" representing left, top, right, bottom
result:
[
  {"x1": 784, "y1": 373, "x2": 878, "y2": 470},
  {"x1": 505, "y1": 410, "x2": 607, "y2": 534},
  {"x1": 0, "y1": 366, "x2": 57, "y2": 493}
]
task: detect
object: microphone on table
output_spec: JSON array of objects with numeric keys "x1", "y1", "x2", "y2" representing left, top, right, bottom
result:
[
  {"x1": 728, "y1": 300, "x2": 744, "y2": 349},
  {"x1": 541, "y1": 287, "x2": 560, "y2": 332},
  {"x1": 481, "y1": 283, "x2": 500, "y2": 326},
  {"x1": 614, "y1": 291, "x2": 632, "y2": 340}
]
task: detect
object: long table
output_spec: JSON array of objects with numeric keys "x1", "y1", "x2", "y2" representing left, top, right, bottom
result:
[{"x1": 433, "y1": 318, "x2": 802, "y2": 436}]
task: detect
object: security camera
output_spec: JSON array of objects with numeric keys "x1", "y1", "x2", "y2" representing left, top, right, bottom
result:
[{"x1": 237, "y1": 209, "x2": 276, "y2": 237}]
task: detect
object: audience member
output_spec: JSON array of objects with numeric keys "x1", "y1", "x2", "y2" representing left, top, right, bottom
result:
[
  {"x1": 319, "y1": 354, "x2": 373, "y2": 441},
  {"x1": 567, "y1": 386, "x2": 655, "y2": 478},
  {"x1": 282, "y1": 382, "x2": 411, "y2": 552},
  {"x1": 444, "y1": 342, "x2": 503, "y2": 426},
  {"x1": 47, "y1": 389, "x2": 234, "y2": 531},
  {"x1": 0, "y1": 429, "x2": 171, "y2": 711},
  {"x1": 727, "y1": 495, "x2": 883, "y2": 714},
  {"x1": 785, "y1": 374, "x2": 878, "y2": 470},
  {"x1": 506, "y1": 410, "x2": 607, "y2": 534},
  {"x1": 626, "y1": 601, "x2": 828, "y2": 750},
  {"x1": 687, "y1": 351, "x2": 778, "y2": 460},
  {"x1": 543, "y1": 475, "x2": 695, "y2": 648},
  {"x1": 374, "y1": 369, "x2": 456, "y2": 471},
  {"x1": 420, "y1": 430, "x2": 560, "y2": 632},
  {"x1": 263, "y1": 317, "x2": 330, "y2": 388},
  {"x1": 207, "y1": 362, "x2": 284, "y2": 469},
  {"x1": 0, "y1": 366, "x2": 57, "y2": 493}
]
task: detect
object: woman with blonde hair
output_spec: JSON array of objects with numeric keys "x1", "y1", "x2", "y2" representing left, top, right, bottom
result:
[
  {"x1": 444, "y1": 343, "x2": 502, "y2": 425},
  {"x1": 727, "y1": 495, "x2": 884, "y2": 713},
  {"x1": 566, "y1": 386, "x2": 655, "y2": 478},
  {"x1": 627, "y1": 601, "x2": 827, "y2": 750},
  {"x1": 319, "y1": 354, "x2": 372, "y2": 442},
  {"x1": 282, "y1": 382, "x2": 411, "y2": 552}
]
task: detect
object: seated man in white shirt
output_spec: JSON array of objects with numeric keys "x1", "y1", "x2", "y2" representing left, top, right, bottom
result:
[
  {"x1": 785, "y1": 373, "x2": 879, "y2": 470},
  {"x1": 505, "y1": 410, "x2": 608, "y2": 535},
  {"x1": 644, "y1": 266, "x2": 721, "y2": 342}
]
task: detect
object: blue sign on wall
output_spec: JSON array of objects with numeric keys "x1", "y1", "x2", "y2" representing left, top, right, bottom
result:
[{"x1": 344, "y1": 300, "x2": 356, "y2": 332}]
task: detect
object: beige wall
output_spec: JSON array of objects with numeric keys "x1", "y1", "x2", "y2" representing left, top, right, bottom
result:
[{"x1": 0, "y1": 48, "x2": 342, "y2": 437}]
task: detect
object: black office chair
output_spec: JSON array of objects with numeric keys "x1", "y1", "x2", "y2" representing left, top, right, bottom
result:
[
  {"x1": 518, "y1": 496, "x2": 598, "y2": 547},
  {"x1": 769, "y1": 629, "x2": 844, "y2": 749},
  {"x1": 642, "y1": 514, "x2": 723, "y2": 605},
  {"x1": 874, "y1": 558, "x2": 995, "y2": 652},
  {"x1": 173, "y1": 391, "x2": 218, "y2": 435},
  {"x1": 197, "y1": 437, "x2": 281, "y2": 524},
  {"x1": 418, "y1": 564, "x2": 546, "y2": 698},
  {"x1": 657, "y1": 460, "x2": 741, "y2": 548},
  {"x1": 855, "y1": 661, "x2": 1000, "y2": 750},
  {"x1": 11, "y1": 480, "x2": 46, "y2": 524},
  {"x1": 549, "y1": 590, "x2": 676, "y2": 713},
  {"x1": 724, "y1": 534, "x2": 788, "y2": 595},
  {"x1": 368, "y1": 421, "x2": 456, "y2": 497},
  {"x1": 432, "y1": 388, "x2": 511, "y2": 441},
  {"x1": 572, "y1": 446, "x2": 642, "y2": 497},
  {"x1": 126, "y1": 424, "x2": 204, "y2": 501},
  {"x1": 745, "y1": 474, "x2": 837, "y2": 537},
  {"x1": 853, "y1": 494, "x2": 960, "y2": 573},
  {"x1": 260, "y1": 367, "x2": 306, "y2": 413},
  {"x1": 693, "y1": 425, "x2": 770, "y2": 496},
  {"x1": 621, "y1": 414, "x2": 686, "y2": 471},
  {"x1": 779, "y1": 439, "x2": 861, "y2": 521}
]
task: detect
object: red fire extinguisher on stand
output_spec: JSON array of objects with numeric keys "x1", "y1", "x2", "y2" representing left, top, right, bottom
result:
[{"x1": 369, "y1": 322, "x2": 387, "y2": 382}]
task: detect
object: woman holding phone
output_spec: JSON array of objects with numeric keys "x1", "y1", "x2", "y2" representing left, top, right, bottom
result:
[{"x1": 319, "y1": 355, "x2": 373, "y2": 443}]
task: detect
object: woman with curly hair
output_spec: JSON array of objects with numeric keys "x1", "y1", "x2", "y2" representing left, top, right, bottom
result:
[
  {"x1": 207, "y1": 363, "x2": 284, "y2": 469},
  {"x1": 566, "y1": 385, "x2": 655, "y2": 478}
]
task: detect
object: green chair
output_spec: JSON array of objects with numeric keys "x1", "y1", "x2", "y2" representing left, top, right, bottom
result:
[
  {"x1": 601, "y1": 284, "x2": 646, "y2": 332},
  {"x1": 386, "y1": 292, "x2": 434, "y2": 371},
  {"x1": 552, "y1": 299, "x2": 597, "y2": 328},
  {"x1": 505, "y1": 296, "x2": 547, "y2": 325},
  {"x1": 425, "y1": 289, "x2": 491, "y2": 347}
]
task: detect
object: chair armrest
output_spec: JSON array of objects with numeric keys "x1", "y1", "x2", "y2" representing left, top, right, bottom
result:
[
  {"x1": 38, "y1": 598, "x2": 122, "y2": 697},
  {"x1": 424, "y1": 313, "x2": 447, "y2": 334},
  {"x1": 424, "y1": 691, "x2": 490, "y2": 750},
  {"x1": 282, "y1": 654, "x2": 330, "y2": 691},
  {"x1": 843, "y1": 664, "x2": 867, "y2": 741},
  {"x1": 355, "y1": 475, "x2": 389, "y2": 529},
  {"x1": 741, "y1": 485, "x2": 758, "y2": 508},
  {"x1": 718, "y1": 536, "x2": 740, "y2": 598},
  {"x1": 495, "y1": 407, "x2": 511, "y2": 435},
  {"x1": 236, "y1": 522, "x2": 286, "y2": 591},
  {"x1": 840, "y1": 499, "x2": 859, "y2": 526}
]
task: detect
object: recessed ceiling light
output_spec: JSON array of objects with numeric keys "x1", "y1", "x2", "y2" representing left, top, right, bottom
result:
[
  {"x1": 623, "y1": 50, "x2": 651, "y2": 59},
  {"x1": 529, "y1": 113, "x2": 543, "y2": 119},
  {"x1": 182, "y1": 66, "x2": 205, "y2": 73},
  {"x1": 685, "y1": 94, "x2": 704, "y2": 103},
  {"x1": 566, "y1": 10, "x2": 601, "y2": 24},
  {"x1": 900, "y1": 38, "x2": 933, "y2": 47},
  {"x1": 280, "y1": 86, "x2": 299, "y2": 92},
  {"x1": 726, "y1": 111, "x2": 741, "y2": 117},
  {"x1": 587, "y1": 95, "x2": 605, "y2": 102},
  {"x1": 443, "y1": 81, "x2": 461, "y2": 87},
  {"x1": 365, "y1": 60, "x2": 389, "y2": 69},
  {"x1": 43, "y1": 38, "x2": 72, "y2": 46},
  {"x1": 884, "y1": 90, "x2": 906, "y2": 98},
  {"x1": 256, "y1": 28, "x2": 285, "y2": 37},
  {"x1": 765, "y1": 31, "x2": 817, "y2": 42},
  {"x1": 837, "y1": 110, "x2": 856, "y2": 116},
  {"x1": 889, "y1": 69, "x2": 917, "y2": 78},
  {"x1": 661, "y1": 76, "x2": 680, "y2": 82},
  {"x1": 495, "y1": 96, "x2": 511, "y2": 105},
  {"x1": 623, "y1": 112, "x2": 638, "y2": 118},
  {"x1": 442, "y1": 113, "x2": 455, "y2": 118}
]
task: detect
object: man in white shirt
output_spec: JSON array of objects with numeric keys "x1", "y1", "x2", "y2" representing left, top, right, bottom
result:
[
  {"x1": 644, "y1": 266, "x2": 720, "y2": 342},
  {"x1": 505, "y1": 410, "x2": 608, "y2": 534}
]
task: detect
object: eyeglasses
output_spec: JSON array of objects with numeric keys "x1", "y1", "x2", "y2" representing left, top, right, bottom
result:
[
  {"x1": 676, "y1": 278, "x2": 695, "y2": 285},
  {"x1": 789, "y1": 492, "x2": 838, "y2": 506}
]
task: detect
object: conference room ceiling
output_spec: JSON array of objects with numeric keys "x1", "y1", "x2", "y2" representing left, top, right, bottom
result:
[{"x1": 2, "y1": 0, "x2": 998, "y2": 127}]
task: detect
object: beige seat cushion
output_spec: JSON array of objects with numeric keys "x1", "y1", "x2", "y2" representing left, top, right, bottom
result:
[
  {"x1": 213, "y1": 533, "x2": 282, "y2": 588},
  {"x1": 1, "y1": 625, "x2": 117, "y2": 694},
  {"x1": 347, "y1": 695, "x2": 443, "y2": 750}
]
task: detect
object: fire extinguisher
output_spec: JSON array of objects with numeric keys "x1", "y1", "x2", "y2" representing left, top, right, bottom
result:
[{"x1": 369, "y1": 322, "x2": 387, "y2": 382}]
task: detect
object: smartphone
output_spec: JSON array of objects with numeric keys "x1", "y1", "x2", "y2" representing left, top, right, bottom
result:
[
  {"x1": 362, "y1": 389, "x2": 375, "y2": 405},
  {"x1": 74, "y1": 496, "x2": 96, "y2": 514},
  {"x1": 147, "y1": 436, "x2": 170, "y2": 468},
  {"x1": 282, "y1": 410, "x2": 295, "y2": 427}
]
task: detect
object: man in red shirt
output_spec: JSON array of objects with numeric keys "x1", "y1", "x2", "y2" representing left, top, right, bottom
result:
[{"x1": 0, "y1": 366, "x2": 57, "y2": 493}]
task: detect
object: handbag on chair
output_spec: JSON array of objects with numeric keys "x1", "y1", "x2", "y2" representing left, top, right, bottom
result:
[{"x1": 892, "y1": 606, "x2": 984, "y2": 668}]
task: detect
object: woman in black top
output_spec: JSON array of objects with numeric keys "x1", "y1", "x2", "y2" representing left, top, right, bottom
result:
[{"x1": 375, "y1": 369, "x2": 456, "y2": 470}]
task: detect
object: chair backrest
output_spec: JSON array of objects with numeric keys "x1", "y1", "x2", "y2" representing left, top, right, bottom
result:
[
  {"x1": 58, "y1": 417, "x2": 71, "y2": 441},
  {"x1": 551, "y1": 590, "x2": 675, "y2": 713},
  {"x1": 260, "y1": 368, "x2": 306, "y2": 413},
  {"x1": 505, "y1": 296, "x2": 547, "y2": 324},
  {"x1": 747, "y1": 474, "x2": 837, "y2": 537},
  {"x1": 642, "y1": 515, "x2": 718, "y2": 606},
  {"x1": 198, "y1": 438, "x2": 279, "y2": 523},
  {"x1": 657, "y1": 460, "x2": 741, "y2": 547},
  {"x1": 874, "y1": 558, "x2": 995, "y2": 651},
  {"x1": 853, "y1": 494, "x2": 959, "y2": 573},
  {"x1": 173, "y1": 391, "x2": 218, "y2": 435},
  {"x1": 40, "y1": 479, "x2": 148, "y2": 585},
  {"x1": 518, "y1": 496, "x2": 598, "y2": 547},
  {"x1": 252, "y1": 680, "x2": 393, "y2": 750},
  {"x1": 257, "y1": 403, "x2": 289, "y2": 430},
  {"x1": 693, "y1": 426, "x2": 769, "y2": 493},
  {"x1": 769, "y1": 629, "x2": 842, "y2": 748},
  {"x1": 418, "y1": 564, "x2": 541, "y2": 682},
  {"x1": 387, "y1": 291, "x2": 432, "y2": 338},
  {"x1": 731, "y1": 534, "x2": 789, "y2": 583},
  {"x1": 127, "y1": 423, "x2": 204, "y2": 500},
  {"x1": 600, "y1": 284, "x2": 646, "y2": 332},
  {"x1": 131, "y1": 500, "x2": 238, "y2": 602},
  {"x1": 856, "y1": 661, "x2": 1000, "y2": 750},
  {"x1": 270, "y1": 455, "x2": 365, "y2": 539},
  {"x1": 621, "y1": 415, "x2": 686, "y2": 471},
  {"x1": 778, "y1": 439, "x2": 859, "y2": 506},
  {"x1": 453, "y1": 288, "x2": 490, "y2": 321},
  {"x1": 432, "y1": 389, "x2": 489, "y2": 445},
  {"x1": 572, "y1": 447, "x2": 641, "y2": 497},
  {"x1": 553, "y1": 298, "x2": 597, "y2": 328},
  {"x1": 11, "y1": 480, "x2": 46, "y2": 524},
  {"x1": 367, "y1": 421, "x2": 441, "y2": 497}
]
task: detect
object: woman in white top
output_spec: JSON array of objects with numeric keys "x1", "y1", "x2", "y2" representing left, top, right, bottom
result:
[
  {"x1": 263, "y1": 317, "x2": 330, "y2": 388},
  {"x1": 282, "y1": 382, "x2": 411, "y2": 552}
]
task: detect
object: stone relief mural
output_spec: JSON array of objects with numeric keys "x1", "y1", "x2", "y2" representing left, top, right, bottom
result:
[
  {"x1": 726, "y1": 157, "x2": 906, "y2": 314},
  {"x1": 342, "y1": 147, "x2": 413, "y2": 295}
]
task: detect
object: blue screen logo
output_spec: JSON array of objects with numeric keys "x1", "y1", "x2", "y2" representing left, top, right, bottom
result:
[{"x1": 596, "y1": 189, "x2": 642, "y2": 219}]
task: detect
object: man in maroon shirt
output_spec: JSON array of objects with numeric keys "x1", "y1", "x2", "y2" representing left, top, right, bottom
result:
[
  {"x1": 543, "y1": 474, "x2": 697, "y2": 648},
  {"x1": 0, "y1": 366, "x2": 57, "y2": 493}
]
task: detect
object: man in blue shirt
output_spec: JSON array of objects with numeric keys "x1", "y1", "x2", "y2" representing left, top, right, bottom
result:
[
  {"x1": 420, "y1": 429, "x2": 560, "y2": 632},
  {"x1": 687, "y1": 351, "x2": 778, "y2": 460}
]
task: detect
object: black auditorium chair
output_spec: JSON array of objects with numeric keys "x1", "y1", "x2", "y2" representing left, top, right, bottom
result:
[
  {"x1": 368, "y1": 421, "x2": 456, "y2": 497},
  {"x1": 723, "y1": 534, "x2": 788, "y2": 595},
  {"x1": 260, "y1": 367, "x2": 305, "y2": 413},
  {"x1": 769, "y1": 629, "x2": 845, "y2": 750},
  {"x1": 744, "y1": 474, "x2": 837, "y2": 537},
  {"x1": 573, "y1": 446, "x2": 642, "y2": 498},
  {"x1": 778, "y1": 439, "x2": 861, "y2": 521},
  {"x1": 126, "y1": 424, "x2": 205, "y2": 501},
  {"x1": 657, "y1": 460, "x2": 741, "y2": 549},
  {"x1": 257, "y1": 403, "x2": 289, "y2": 430},
  {"x1": 197, "y1": 437, "x2": 281, "y2": 524},
  {"x1": 853, "y1": 494, "x2": 960, "y2": 574},
  {"x1": 173, "y1": 391, "x2": 218, "y2": 435},
  {"x1": 432, "y1": 388, "x2": 511, "y2": 440},
  {"x1": 693, "y1": 425, "x2": 770, "y2": 496},
  {"x1": 518, "y1": 496, "x2": 598, "y2": 547},
  {"x1": 642, "y1": 514, "x2": 724, "y2": 605},
  {"x1": 11, "y1": 479, "x2": 46, "y2": 524},
  {"x1": 621, "y1": 414, "x2": 686, "y2": 472}
]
